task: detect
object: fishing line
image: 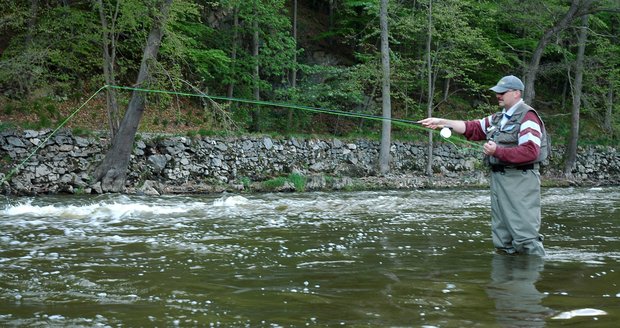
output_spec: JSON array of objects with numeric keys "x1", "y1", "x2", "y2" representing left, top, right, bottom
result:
[
  {"x1": 1, "y1": 85, "x2": 480, "y2": 187},
  {"x1": 1, "y1": 85, "x2": 108, "y2": 187},
  {"x1": 108, "y1": 85, "x2": 428, "y2": 129},
  {"x1": 106, "y1": 85, "x2": 479, "y2": 146}
]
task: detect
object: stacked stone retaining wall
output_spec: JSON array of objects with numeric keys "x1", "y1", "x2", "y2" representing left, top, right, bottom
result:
[{"x1": 1, "y1": 129, "x2": 618, "y2": 195}]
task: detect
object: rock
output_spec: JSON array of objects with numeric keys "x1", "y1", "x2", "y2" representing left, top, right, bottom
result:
[
  {"x1": 138, "y1": 180, "x2": 160, "y2": 196},
  {"x1": 0, "y1": 131, "x2": 617, "y2": 195},
  {"x1": 275, "y1": 180, "x2": 295, "y2": 192},
  {"x1": 7, "y1": 137, "x2": 26, "y2": 148},
  {"x1": 306, "y1": 175, "x2": 327, "y2": 190},
  {"x1": 91, "y1": 182, "x2": 103, "y2": 194},
  {"x1": 24, "y1": 130, "x2": 39, "y2": 138},
  {"x1": 148, "y1": 155, "x2": 168, "y2": 173}
]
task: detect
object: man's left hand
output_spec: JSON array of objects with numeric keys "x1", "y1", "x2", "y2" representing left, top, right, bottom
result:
[{"x1": 484, "y1": 141, "x2": 497, "y2": 156}]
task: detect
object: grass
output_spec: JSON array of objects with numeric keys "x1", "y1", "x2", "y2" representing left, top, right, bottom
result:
[{"x1": 261, "y1": 173, "x2": 307, "y2": 192}]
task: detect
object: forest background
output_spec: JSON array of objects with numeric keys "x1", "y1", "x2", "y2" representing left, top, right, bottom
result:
[{"x1": 0, "y1": 1, "x2": 618, "y2": 174}]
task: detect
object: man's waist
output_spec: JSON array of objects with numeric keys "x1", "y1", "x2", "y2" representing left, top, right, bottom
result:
[{"x1": 491, "y1": 163, "x2": 539, "y2": 172}]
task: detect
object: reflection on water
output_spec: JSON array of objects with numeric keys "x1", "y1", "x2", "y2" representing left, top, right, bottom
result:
[
  {"x1": 487, "y1": 254, "x2": 550, "y2": 327},
  {"x1": 0, "y1": 187, "x2": 618, "y2": 327}
]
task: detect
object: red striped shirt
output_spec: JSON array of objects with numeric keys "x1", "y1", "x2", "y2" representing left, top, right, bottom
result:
[{"x1": 463, "y1": 111, "x2": 542, "y2": 165}]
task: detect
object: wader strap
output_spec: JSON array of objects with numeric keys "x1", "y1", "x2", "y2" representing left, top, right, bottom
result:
[{"x1": 491, "y1": 163, "x2": 539, "y2": 173}]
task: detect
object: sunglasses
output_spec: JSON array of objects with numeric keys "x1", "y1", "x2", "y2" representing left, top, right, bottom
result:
[{"x1": 496, "y1": 90, "x2": 517, "y2": 95}]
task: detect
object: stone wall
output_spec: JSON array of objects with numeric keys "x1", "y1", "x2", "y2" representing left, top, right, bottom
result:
[{"x1": 1, "y1": 129, "x2": 618, "y2": 195}]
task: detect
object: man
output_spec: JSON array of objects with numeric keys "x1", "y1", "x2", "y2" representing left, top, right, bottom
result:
[{"x1": 419, "y1": 75, "x2": 549, "y2": 256}]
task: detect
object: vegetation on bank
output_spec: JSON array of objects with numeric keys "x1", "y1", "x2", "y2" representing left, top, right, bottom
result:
[{"x1": 0, "y1": 1, "x2": 618, "y2": 152}]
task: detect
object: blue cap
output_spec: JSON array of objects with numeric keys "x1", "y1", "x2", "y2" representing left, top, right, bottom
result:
[{"x1": 490, "y1": 75, "x2": 524, "y2": 93}]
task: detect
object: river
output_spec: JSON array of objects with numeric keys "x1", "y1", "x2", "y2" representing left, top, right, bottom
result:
[{"x1": 1, "y1": 187, "x2": 618, "y2": 327}]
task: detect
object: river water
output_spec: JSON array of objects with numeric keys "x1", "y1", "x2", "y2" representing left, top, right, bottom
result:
[{"x1": 0, "y1": 187, "x2": 618, "y2": 327}]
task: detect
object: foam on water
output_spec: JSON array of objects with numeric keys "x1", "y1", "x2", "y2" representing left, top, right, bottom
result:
[
  {"x1": 552, "y1": 308, "x2": 608, "y2": 319},
  {"x1": 1, "y1": 200, "x2": 192, "y2": 220},
  {"x1": 546, "y1": 248, "x2": 620, "y2": 264},
  {"x1": 212, "y1": 195, "x2": 250, "y2": 207}
]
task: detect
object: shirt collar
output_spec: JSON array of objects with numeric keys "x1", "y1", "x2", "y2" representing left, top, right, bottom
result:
[{"x1": 503, "y1": 99, "x2": 524, "y2": 117}]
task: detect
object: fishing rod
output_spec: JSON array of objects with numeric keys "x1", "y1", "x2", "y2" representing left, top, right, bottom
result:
[
  {"x1": 1, "y1": 85, "x2": 108, "y2": 188},
  {"x1": 0, "y1": 85, "x2": 477, "y2": 187},
  {"x1": 108, "y1": 85, "x2": 426, "y2": 127},
  {"x1": 107, "y1": 85, "x2": 468, "y2": 143}
]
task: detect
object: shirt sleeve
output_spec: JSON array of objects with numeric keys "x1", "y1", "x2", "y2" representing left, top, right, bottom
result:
[
  {"x1": 463, "y1": 116, "x2": 492, "y2": 141},
  {"x1": 493, "y1": 111, "x2": 542, "y2": 164}
]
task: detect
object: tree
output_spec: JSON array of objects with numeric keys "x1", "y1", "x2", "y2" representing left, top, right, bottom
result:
[
  {"x1": 523, "y1": 0, "x2": 595, "y2": 104},
  {"x1": 213, "y1": 0, "x2": 295, "y2": 132},
  {"x1": 379, "y1": 0, "x2": 391, "y2": 174},
  {"x1": 93, "y1": 0, "x2": 174, "y2": 192},
  {"x1": 0, "y1": 1, "x2": 101, "y2": 98},
  {"x1": 94, "y1": 0, "x2": 121, "y2": 137},
  {"x1": 251, "y1": 2, "x2": 261, "y2": 132},
  {"x1": 0, "y1": 0, "x2": 617, "y2": 152},
  {"x1": 564, "y1": 14, "x2": 589, "y2": 176},
  {"x1": 584, "y1": 11, "x2": 620, "y2": 137},
  {"x1": 424, "y1": 0, "x2": 434, "y2": 176},
  {"x1": 226, "y1": 5, "x2": 240, "y2": 102},
  {"x1": 286, "y1": 0, "x2": 298, "y2": 130}
]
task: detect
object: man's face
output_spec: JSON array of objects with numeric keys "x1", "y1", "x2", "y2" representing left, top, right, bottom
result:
[{"x1": 495, "y1": 89, "x2": 521, "y2": 108}]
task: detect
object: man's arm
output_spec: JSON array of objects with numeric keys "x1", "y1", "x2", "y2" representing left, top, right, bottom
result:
[
  {"x1": 419, "y1": 117, "x2": 489, "y2": 142},
  {"x1": 418, "y1": 118, "x2": 466, "y2": 134}
]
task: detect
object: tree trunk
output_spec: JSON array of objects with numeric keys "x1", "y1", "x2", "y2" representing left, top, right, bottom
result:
[
  {"x1": 23, "y1": 0, "x2": 39, "y2": 95},
  {"x1": 442, "y1": 77, "x2": 450, "y2": 102},
  {"x1": 603, "y1": 83, "x2": 613, "y2": 134},
  {"x1": 27, "y1": 0, "x2": 38, "y2": 46},
  {"x1": 95, "y1": 0, "x2": 121, "y2": 137},
  {"x1": 564, "y1": 14, "x2": 589, "y2": 176},
  {"x1": 425, "y1": 0, "x2": 434, "y2": 176},
  {"x1": 92, "y1": 0, "x2": 174, "y2": 193},
  {"x1": 523, "y1": 0, "x2": 591, "y2": 104},
  {"x1": 251, "y1": 3, "x2": 260, "y2": 132},
  {"x1": 379, "y1": 0, "x2": 391, "y2": 175},
  {"x1": 226, "y1": 7, "x2": 239, "y2": 103},
  {"x1": 287, "y1": 0, "x2": 298, "y2": 131},
  {"x1": 329, "y1": 0, "x2": 334, "y2": 30},
  {"x1": 604, "y1": 13, "x2": 618, "y2": 134}
]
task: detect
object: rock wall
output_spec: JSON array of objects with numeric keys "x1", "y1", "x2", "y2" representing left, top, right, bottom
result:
[{"x1": 1, "y1": 129, "x2": 618, "y2": 195}]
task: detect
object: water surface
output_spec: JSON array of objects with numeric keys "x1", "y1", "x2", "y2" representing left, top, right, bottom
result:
[{"x1": 1, "y1": 187, "x2": 618, "y2": 327}]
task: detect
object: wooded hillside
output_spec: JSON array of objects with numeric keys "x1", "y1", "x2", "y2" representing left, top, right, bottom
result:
[{"x1": 1, "y1": 0, "x2": 618, "y2": 146}]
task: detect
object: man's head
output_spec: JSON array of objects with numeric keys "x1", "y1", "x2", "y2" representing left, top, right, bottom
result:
[{"x1": 490, "y1": 75, "x2": 524, "y2": 109}]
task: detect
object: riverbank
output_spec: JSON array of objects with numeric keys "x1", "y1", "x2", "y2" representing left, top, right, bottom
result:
[{"x1": 1, "y1": 129, "x2": 618, "y2": 195}]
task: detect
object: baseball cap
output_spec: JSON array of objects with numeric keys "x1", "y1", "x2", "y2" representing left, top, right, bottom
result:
[{"x1": 490, "y1": 75, "x2": 524, "y2": 93}]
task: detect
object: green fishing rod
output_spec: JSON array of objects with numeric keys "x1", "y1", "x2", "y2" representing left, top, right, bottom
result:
[
  {"x1": 1, "y1": 85, "x2": 108, "y2": 188},
  {"x1": 108, "y1": 85, "x2": 427, "y2": 129},
  {"x1": 107, "y1": 85, "x2": 477, "y2": 145},
  {"x1": 0, "y1": 84, "x2": 479, "y2": 187}
]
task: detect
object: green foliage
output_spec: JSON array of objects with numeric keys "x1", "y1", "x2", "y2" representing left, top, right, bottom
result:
[
  {"x1": 0, "y1": 4, "x2": 101, "y2": 98},
  {"x1": 0, "y1": 0, "x2": 616, "y2": 147},
  {"x1": 72, "y1": 127, "x2": 95, "y2": 137},
  {"x1": 287, "y1": 173, "x2": 306, "y2": 192},
  {"x1": 260, "y1": 173, "x2": 306, "y2": 192},
  {"x1": 262, "y1": 176, "x2": 287, "y2": 190},
  {"x1": 0, "y1": 122, "x2": 16, "y2": 132},
  {"x1": 240, "y1": 176, "x2": 251, "y2": 189}
]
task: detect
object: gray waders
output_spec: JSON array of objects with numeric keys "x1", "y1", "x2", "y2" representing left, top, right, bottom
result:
[{"x1": 490, "y1": 167, "x2": 546, "y2": 256}]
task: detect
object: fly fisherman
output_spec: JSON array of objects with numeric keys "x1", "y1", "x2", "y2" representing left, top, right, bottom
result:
[{"x1": 419, "y1": 75, "x2": 549, "y2": 256}]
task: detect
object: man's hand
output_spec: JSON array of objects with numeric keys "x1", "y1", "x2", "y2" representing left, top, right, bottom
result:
[
  {"x1": 418, "y1": 117, "x2": 443, "y2": 129},
  {"x1": 418, "y1": 117, "x2": 466, "y2": 134},
  {"x1": 484, "y1": 141, "x2": 497, "y2": 156}
]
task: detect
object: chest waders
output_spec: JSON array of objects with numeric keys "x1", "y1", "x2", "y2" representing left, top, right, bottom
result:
[{"x1": 486, "y1": 103, "x2": 548, "y2": 256}]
